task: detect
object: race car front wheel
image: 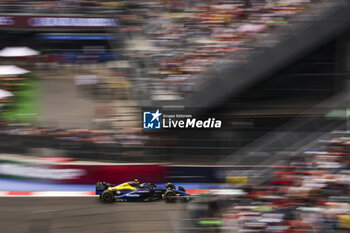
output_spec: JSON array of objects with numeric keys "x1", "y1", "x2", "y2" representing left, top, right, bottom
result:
[
  {"x1": 101, "y1": 190, "x2": 114, "y2": 203},
  {"x1": 164, "y1": 190, "x2": 177, "y2": 203}
]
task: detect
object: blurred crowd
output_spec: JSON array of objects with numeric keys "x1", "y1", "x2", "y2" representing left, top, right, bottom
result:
[
  {"x1": 0, "y1": 126, "x2": 145, "y2": 145},
  {"x1": 188, "y1": 133, "x2": 350, "y2": 232},
  {"x1": 120, "y1": 0, "x2": 335, "y2": 100},
  {"x1": 0, "y1": 0, "x2": 339, "y2": 102},
  {"x1": 8, "y1": 0, "x2": 335, "y2": 101},
  {"x1": 0, "y1": 125, "x2": 155, "y2": 161}
]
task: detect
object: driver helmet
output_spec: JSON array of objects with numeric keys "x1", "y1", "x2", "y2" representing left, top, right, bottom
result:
[{"x1": 134, "y1": 179, "x2": 140, "y2": 185}]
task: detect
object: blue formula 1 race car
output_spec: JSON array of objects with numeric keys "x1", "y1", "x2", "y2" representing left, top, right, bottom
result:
[{"x1": 96, "y1": 179, "x2": 191, "y2": 203}]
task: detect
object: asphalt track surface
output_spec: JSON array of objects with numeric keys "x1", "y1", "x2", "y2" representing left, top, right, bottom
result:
[{"x1": 0, "y1": 197, "x2": 187, "y2": 233}]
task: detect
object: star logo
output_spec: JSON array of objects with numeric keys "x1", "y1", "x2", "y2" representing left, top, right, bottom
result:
[
  {"x1": 151, "y1": 109, "x2": 162, "y2": 122},
  {"x1": 143, "y1": 109, "x2": 162, "y2": 129}
]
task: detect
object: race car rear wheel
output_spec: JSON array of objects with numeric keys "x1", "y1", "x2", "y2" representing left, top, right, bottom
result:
[
  {"x1": 101, "y1": 190, "x2": 114, "y2": 203},
  {"x1": 165, "y1": 182, "x2": 176, "y2": 190},
  {"x1": 164, "y1": 190, "x2": 177, "y2": 203}
]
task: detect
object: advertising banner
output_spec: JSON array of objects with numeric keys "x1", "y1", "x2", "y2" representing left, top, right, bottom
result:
[
  {"x1": 48, "y1": 163, "x2": 166, "y2": 184},
  {"x1": 0, "y1": 159, "x2": 166, "y2": 184},
  {"x1": 0, "y1": 16, "x2": 117, "y2": 28}
]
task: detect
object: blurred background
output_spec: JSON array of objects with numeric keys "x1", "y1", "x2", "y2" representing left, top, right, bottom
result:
[{"x1": 1, "y1": 0, "x2": 350, "y2": 232}]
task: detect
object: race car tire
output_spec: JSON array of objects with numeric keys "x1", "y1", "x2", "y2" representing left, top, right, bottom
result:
[
  {"x1": 165, "y1": 183, "x2": 176, "y2": 190},
  {"x1": 101, "y1": 190, "x2": 114, "y2": 203},
  {"x1": 177, "y1": 187, "x2": 190, "y2": 202},
  {"x1": 164, "y1": 190, "x2": 177, "y2": 203}
]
